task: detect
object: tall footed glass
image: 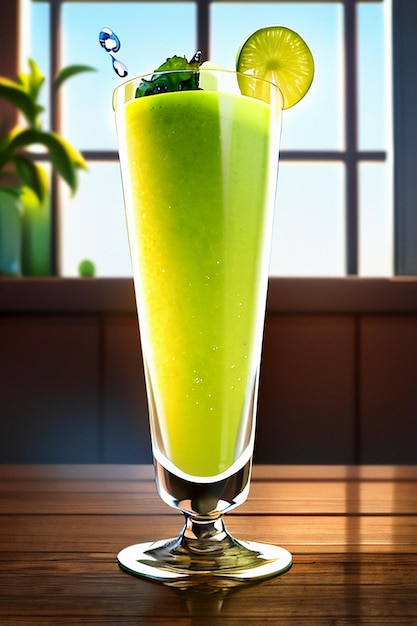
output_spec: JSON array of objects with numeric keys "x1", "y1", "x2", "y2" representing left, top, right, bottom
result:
[{"x1": 113, "y1": 68, "x2": 291, "y2": 586}]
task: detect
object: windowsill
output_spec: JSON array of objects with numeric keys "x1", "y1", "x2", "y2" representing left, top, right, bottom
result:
[{"x1": 1, "y1": 276, "x2": 417, "y2": 314}]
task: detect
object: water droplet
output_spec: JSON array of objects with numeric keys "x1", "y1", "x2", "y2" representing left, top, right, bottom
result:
[
  {"x1": 111, "y1": 55, "x2": 128, "y2": 78},
  {"x1": 99, "y1": 27, "x2": 121, "y2": 53},
  {"x1": 190, "y1": 50, "x2": 202, "y2": 65},
  {"x1": 99, "y1": 27, "x2": 128, "y2": 77}
]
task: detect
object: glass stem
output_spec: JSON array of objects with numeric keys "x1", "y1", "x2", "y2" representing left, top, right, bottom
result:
[{"x1": 180, "y1": 514, "x2": 235, "y2": 554}]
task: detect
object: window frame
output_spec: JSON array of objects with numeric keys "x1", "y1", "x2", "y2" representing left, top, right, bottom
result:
[
  {"x1": 392, "y1": 0, "x2": 417, "y2": 274},
  {"x1": 4, "y1": 0, "x2": 411, "y2": 276}
]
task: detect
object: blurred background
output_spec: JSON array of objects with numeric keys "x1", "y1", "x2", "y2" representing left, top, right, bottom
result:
[
  {"x1": 16, "y1": 0, "x2": 392, "y2": 277},
  {"x1": 1, "y1": 0, "x2": 417, "y2": 466}
]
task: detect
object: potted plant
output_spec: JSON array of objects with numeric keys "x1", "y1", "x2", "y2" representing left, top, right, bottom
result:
[{"x1": 0, "y1": 58, "x2": 95, "y2": 275}]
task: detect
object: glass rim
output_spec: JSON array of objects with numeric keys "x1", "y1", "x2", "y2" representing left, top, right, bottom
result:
[
  {"x1": 112, "y1": 68, "x2": 283, "y2": 110},
  {"x1": 115, "y1": 67, "x2": 279, "y2": 86}
]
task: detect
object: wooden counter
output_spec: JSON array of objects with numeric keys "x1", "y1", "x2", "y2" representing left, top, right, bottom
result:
[{"x1": 1, "y1": 464, "x2": 417, "y2": 624}]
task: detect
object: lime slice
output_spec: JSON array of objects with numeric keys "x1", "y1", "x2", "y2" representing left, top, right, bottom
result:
[{"x1": 236, "y1": 26, "x2": 314, "y2": 109}]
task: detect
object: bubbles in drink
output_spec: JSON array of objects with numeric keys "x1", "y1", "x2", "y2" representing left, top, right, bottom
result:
[{"x1": 99, "y1": 27, "x2": 128, "y2": 77}]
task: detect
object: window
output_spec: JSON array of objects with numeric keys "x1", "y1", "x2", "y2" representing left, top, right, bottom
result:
[{"x1": 21, "y1": 0, "x2": 392, "y2": 277}]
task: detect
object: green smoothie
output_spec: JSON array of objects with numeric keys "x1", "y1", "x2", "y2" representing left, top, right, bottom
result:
[{"x1": 119, "y1": 87, "x2": 280, "y2": 478}]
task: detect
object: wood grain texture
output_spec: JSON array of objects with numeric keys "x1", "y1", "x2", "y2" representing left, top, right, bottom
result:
[{"x1": 0, "y1": 465, "x2": 417, "y2": 624}]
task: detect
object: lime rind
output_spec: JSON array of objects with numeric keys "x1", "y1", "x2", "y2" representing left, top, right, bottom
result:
[{"x1": 236, "y1": 26, "x2": 314, "y2": 109}]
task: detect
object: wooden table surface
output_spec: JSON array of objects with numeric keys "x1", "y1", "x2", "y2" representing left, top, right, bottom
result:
[{"x1": 1, "y1": 464, "x2": 417, "y2": 625}]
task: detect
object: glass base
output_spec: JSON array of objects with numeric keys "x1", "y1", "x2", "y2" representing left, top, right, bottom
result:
[
  {"x1": 117, "y1": 515, "x2": 292, "y2": 588},
  {"x1": 154, "y1": 454, "x2": 252, "y2": 516}
]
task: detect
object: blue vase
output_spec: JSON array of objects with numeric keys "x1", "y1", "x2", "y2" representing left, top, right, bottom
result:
[
  {"x1": 0, "y1": 189, "x2": 22, "y2": 275},
  {"x1": 20, "y1": 185, "x2": 52, "y2": 276}
]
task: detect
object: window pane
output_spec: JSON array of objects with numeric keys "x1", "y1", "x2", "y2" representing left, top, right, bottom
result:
[
  {"x1": 357, "y1": 2, "x2": 390, "y2": 150},
  {"x1": 60, "y1": 2, "x2": 197, "y2": 151},
  {"x1": 359, "y1": 163, "x2": 393, "y2": 276},
  {"x1": 270, "y1": 163, "x2": 345, "y2": 276},
  {"x1": 60, "y1": 162, "x2": 132, "y2": 276},
  {"x1": 28, "y1": 1, "x2": 51, "y2": 130},
  {"x1": 24, "y1": 1, "x2": 394, "y2": 279},
  {"x1": 357, "y1": 2, "x2": 391, "y2": 150},
  {"x1": 210, "y1": 2, "x2": 344, "y2": 150}
]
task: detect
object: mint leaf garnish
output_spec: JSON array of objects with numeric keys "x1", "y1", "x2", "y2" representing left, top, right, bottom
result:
[{"x1": 136, "y1": 52, "x2": 202, "y2": 98}]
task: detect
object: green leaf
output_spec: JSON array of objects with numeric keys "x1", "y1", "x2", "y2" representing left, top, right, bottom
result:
[
  {"x1": 55, "y1": 134, "x2": 87, "y2": 170},
  {"x1": 27, "y1": 59, "x2": 45, "y2": 101},
  {"x1": 17, "y1": 59, "x2": 45, "y2": 101},
  {"x1": 16, "y1": 72, "x2": 30, "y2": 93},
  {"x1": 0, "y1": 78, "x2": 40, "y2": 126},
  {"x1": 0, "y1": 129, "x2": 13, "y2": 155},
  {"x1": 54, "y1": 64, "x2": 97, "y2": 90},
  {"x1": 6, "y1": 129, "x2": 82, "y2": 193},
  {"x1": 0, "y1": 184, "x2": 21, "y2": 199},
  {"x1": 0, "y1": 127, "x2": 33, "y2": 168},
  {"x1": 0, "y1": 128, "x2": 19, "y2": 168},
  {"x1": 12, "y1": 155, "x2": 48, "y2": 203}
]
